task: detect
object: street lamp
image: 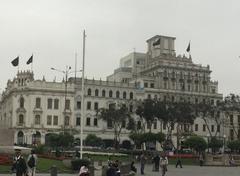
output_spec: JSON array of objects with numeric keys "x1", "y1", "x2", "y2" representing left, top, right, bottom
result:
[
  {"x1": 223, "y1": 134, "x2": 226, "y2": 154},
  {"x1": 207, "y1": 133, "x2": 210, "y2": 153},
  {"x1": 51, "y1": 66, "x2": 72, "y2": 134}
]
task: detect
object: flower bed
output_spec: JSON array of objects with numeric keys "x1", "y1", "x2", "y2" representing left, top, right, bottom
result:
[{"x1": 0, "y1": 154, "x2": 12, "y2": 165}]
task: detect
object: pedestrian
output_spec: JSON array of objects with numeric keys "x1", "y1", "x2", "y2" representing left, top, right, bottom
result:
[
  {"x1": 12, "y1": 148, "x2": 27, "y2": 176},
  {"x1": 199, "y1": 153, "x2": 204, "y2": 166},
  {"x1": 27, "y1": 149, "x2": 37, "y2": 176},
  {"x1": 79, "y1": 165, "x2": 89, "y2": 176},
  {"x1": 175, "y1": 157, "x2": 182, "y2": 168},
  {"x1": 140, "y1": 152, "x2": 146, "y2": 175},
  {"x1": 106, "y1": 162, "x2": 117, "y2": 176},
  {"x1": 130, "y1": 161, "x2": 137, "y2": 173},
  {"x1": 153, "y1": 153, "x2": 160, "y2": 171},
  {"x1": 160, "y1": 153, "x2": 168, "y2": 176}
]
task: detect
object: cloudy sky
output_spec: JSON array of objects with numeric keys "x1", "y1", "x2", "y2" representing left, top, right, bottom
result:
[{"x1": 0, "y1": 0, "x2": 239, "y2": 96}]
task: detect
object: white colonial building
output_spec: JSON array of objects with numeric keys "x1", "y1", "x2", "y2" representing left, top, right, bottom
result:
[{"x1": 0, "y1": 34, "x2": 231, "y2": 149}]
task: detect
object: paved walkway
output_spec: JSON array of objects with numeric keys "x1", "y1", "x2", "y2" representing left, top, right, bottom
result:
[{"x1": 1, "y1": 164, "x2": 240, "y2": 176}]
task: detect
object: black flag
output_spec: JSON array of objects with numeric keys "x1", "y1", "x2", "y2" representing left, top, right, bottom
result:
[
  {"x1": 11, "y1": 57, "x2": 19, "y2": 67},
  {"x1": 26, "y1": 55, "x2": 33, "y2": 65},
  {"x1": 153, "y1": 38, "x2": 161, "y2": 46},
  {"x1": 186, "y1": 42, "x2": 190, "y2": 52}
]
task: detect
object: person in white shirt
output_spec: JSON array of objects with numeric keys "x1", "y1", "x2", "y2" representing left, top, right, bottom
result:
[{"x1": 160, "y1": 154, "x2": 168, "y2": 176}]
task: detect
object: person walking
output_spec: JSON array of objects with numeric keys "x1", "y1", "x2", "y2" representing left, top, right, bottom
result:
[
  {"x1": 12, "y1": 149, "x2": 27, "y2": 176},
  {"x1": 27, "y1": 150, "x2": 37, "y2": 176},
  {"x1": 199, "y1": 153, "x2": 204, "y2": 166},
  {"x1": 160, "y1": 154, "x2": 168, "y2": 176},
  {"x1": 153, "y1": 154, "x2": 160, "y2": 171},
  {"x1": 140, "y1": 153, "x2": 146, "y2": 175},
  {"x1": 175, "y1": 157, "x2": 182, "y2": 168}
]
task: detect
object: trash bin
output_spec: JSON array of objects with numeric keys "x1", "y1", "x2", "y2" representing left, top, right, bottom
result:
[{"x1": 50, "y1": 165, "x2": 58, "y2": 176}]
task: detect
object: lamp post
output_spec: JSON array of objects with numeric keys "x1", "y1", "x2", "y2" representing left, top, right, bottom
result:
[
  {"x1": 207, "y1": 133, "x2": 210, "y2": 153},
  {"x1": 223, "y1": 134, "x2": 226, "y2": 154},
  {"x1": 51, "y1": 66, "x2": 72, "y2": 134}
]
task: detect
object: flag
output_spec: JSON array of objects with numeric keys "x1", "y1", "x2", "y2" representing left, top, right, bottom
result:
[
  {"x1": 11, "y1": 57, "x2": 19, "y2": 67},
  {"x1": 26, "y1": 55, "x2": 33, "y2": 65},
  {"x1": 153, "y1": 38, "x2": 161, "y2": 46},
  {"x1": 186, "y1": 42, "x2": 190, "y2": 52}
]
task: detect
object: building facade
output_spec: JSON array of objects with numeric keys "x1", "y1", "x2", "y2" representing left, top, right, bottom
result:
[{"x1": 0, "y1": 35, "x2": 228, "y2": 149}]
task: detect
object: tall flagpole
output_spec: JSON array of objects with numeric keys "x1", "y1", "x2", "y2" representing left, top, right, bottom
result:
[
  {"x1": 74, "y1": 52, "x2": 77, "y2": 83},
  {"x1": 31, "y1": 54, "x2": 33, "y2": 72},
  {"x1": 80, "y1": 30, "x2": 86, "y2": 159}
]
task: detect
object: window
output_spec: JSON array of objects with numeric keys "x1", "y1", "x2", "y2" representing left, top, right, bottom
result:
[
  {"x1": 116, "y1": 91, "x2": 120, "y2": 98},
  {"x1": 147, "y1": 122, "x2": 151, "y2": 129},
  {"x1": 203, "y1": 124, "x2": 206, "y2": 132},
  {"x1": 65, "y1": 116, "x2": 70, "y2": 126},
  {"x1": 54, "y1": 99, "x2": 59, "y2": 109},
  {"x1": 95, "y1": 89, "x2": 99, "y2": 96},
  {"x1": 35, "y1": 115, "x2": 40, "y2": 125},
  {"x1": 53, "y1": 116, "x2": 58, "y2": 125},
  {"x1": 154, "y1": 120, "x2": 157, "y2": 129},
  {"x1": 130, "y1": 92, "x2": 133, "y2": 99},
  {"x1": 195, "y1": 124, "x2": 198, "y2": 131},
  {"x1": 102, "y1": 90, "x2": 106, "y2": 97},
  {"x1": 188, "y1": 84, "x2": 191, "y2": 91},
  {"x1": 94, "y1": 102, "x2": 98, "y2": 110},
  {"x1": 36, "y1": 98, "x2": 41, "y2": 108},
  {"x1": 107, "y1": 119, "x2": 113, "y2": 128},
  {"x1": 87, "y1": 101, "x2": 91, "y2": 110},
  {"x1": 18, "y1": 114, "x2": 24, "y2": 125},
  {"x1": 77, "y1": 101, "x2": 81, "y2": 109},
  {"x1": 123, "y1": 92, "x2": 127, "y2": 99},
  {"x1": 144, "y1": 82, "x2": 148, "y2": 88},
  {"x1": 65, "y1": 99, "x2": 70, "y2": 110},
  {"x1": 86, "y1": 118, "x2": 91, "y2": 126},
  {"x1": 195, "y1": 98, "x2": 198, "y2": 104},
  {"x1": 148, "y1": 94, "x2": 151, "y2": 99},
  {"x1": 87, "y1": 88, "x2": 91, "y2": 96},
  {"x1": 211, "y1": 125, "x2": 214, "y2": 132},
  {"x1": 94, "y1": 118, "x2": 98, "y2": 126},
  {"x1": 171, "y1": 96, "x2": 175, "y2": 102},
  {"x1": 109, "y1": 90, "x2": 113, "y2": 97},
  {"x1": 150, "y1": 83, "x2": 154, "y2": 88},
  {"x1": 47, "y1": 99, "x2": 52, "y2": 109},
  {"x1": 164, "y1": 81, "x2": 167, "y2": 89},
  {"x1": 217, "y1": 125, "x2": 220, "y2": 132},
  {"x1": 171, "y1": 123, "x2": 174, "y2": 130},
  {"x1": 47, "y1": 115, "x2": 52, "y2": 125},
  {"x1": 76, "y1": 117, "x2": 80, "y2": 126},
  {"x1": 20, "y1": 97, "x2": 24, "y2": 108}
]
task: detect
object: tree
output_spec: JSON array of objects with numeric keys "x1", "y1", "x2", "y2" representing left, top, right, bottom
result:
[
  {"x1": 97, "y1": 103, "x2": 132, "y2": 149},
  {"x1": 184, "y1": 136, "x2": 207, "y2": 153},
  {"x1": 227, "y1": 140, "x2": 240, "y2": 153},
  {"x1": 85, "y1": 134, "x2": 103, "y2": 147},
  {"x1": 208, "y1": 137, "x2": 223, "y2": 153}
]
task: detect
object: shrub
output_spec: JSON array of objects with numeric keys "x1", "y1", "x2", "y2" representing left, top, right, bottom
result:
[{"x1": 71, "y1": 159, "x2": 91, "y2": 171}]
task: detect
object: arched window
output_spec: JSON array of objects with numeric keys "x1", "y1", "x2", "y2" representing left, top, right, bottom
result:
[
  {"x1": 102, "y1": 90, "x2": 106, "y2": 97},
  {"x1": 87, "y1": 88, "x2": 91, "y2": 96},
  {"x1": 95, "y1": 89, "x2": 99, "y2": 96},
  {"x1": 20, "y1": 97, "x2": 24, "y2": 108},
  {"x1": 17, "y1": 131, "x2": 24, "y2": 145},
  {"x1": 116, "y1": 91, "x2": 120, "y2": 98},
  {"x1": 32, "y1": 131, "x2": 41, "y2": 145},
  {"x1": 109, "y1": 90, "x2": 113, "y2": 98},
  {"x1": 18, "y1": 114, "x2": 24, "y2": 125},
  {"x1": 130, "y1": 92, "x2": 133, "y2": 99},
  {"x1": 123, "y1": 91, "x2": 127, "y2": 99}
]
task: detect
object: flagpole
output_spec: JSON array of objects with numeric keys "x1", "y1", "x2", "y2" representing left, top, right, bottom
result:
[
  {"x1": 18, "y1": 55, "x2": 20, "y2": 72},
  {"x1": 31, "y1": 54, "x2": 33, "y2": 72},
  {"x1": 189, "y1": 41, "x2": 191, "y2": 58},
  {"x1": 80, "y1": 30, "x2": 86, "y2": 159},
  {"x1": 74, "y1": 52, "x2": 77, "y2": 83}
]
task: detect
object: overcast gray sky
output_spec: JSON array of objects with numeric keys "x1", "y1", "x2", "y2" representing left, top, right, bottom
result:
[{"x1": 0, "y1": 0, "x2": 239, "y2": 96}]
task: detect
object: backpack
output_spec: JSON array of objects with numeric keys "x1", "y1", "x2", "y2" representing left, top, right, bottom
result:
[{"x1": 28, "y1": 155, "x2": 35, "y2": 168}]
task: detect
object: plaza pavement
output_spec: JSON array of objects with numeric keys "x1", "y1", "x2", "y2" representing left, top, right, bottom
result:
[{"x1": 1, "y1": 164, "x2": 240, "y2": 176}]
